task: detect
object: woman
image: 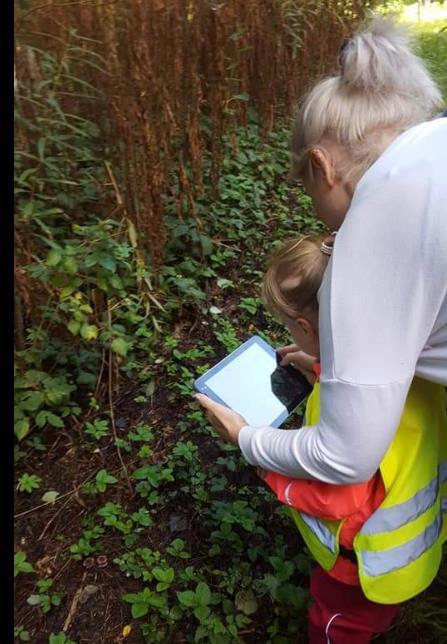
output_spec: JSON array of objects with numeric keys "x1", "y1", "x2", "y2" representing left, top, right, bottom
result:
[{"x1": 197, "y1": 17, "x2": 447, "y2": 485}]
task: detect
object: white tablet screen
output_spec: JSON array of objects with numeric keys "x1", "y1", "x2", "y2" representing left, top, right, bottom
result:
[{"x1": 205, "y1": 342, "x2": 287, "y2": 426}]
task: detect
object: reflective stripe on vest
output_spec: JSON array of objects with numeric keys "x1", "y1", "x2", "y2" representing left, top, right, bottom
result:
[
  {"x1": 360, "y1": 503, "x2": 446, "y2": 577},
  {"x1": 361, "y1": 461, "x2": 447, "y2": 536},
  {"x1": 299, "y1": 512, "x2": 337, "y2": 554}
]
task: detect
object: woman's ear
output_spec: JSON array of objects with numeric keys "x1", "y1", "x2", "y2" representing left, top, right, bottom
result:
[{"x1": 309, "y1": 147, "x2": 336, "y2": 189}]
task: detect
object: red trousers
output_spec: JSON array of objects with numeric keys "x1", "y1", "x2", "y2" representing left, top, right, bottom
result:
[{"x1": 308, "y1": 566, "x2": 400, "y2": 643}]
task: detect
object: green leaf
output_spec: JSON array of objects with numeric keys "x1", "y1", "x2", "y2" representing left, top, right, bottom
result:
[
  {"x1": 35, "y1": 410, "x2": 49, "y2": 428},
  {"x1": 15, "y1": 418, "x2": 30, "y2": 441},
  {"x1": 199, "y1": 235, "x2": 213, "y2": 256},
  {"x1": 68, "y1": 320, "x2": 81, "y2": 335},
  {"x1": 95, "y1": 469, "x2": 118, "y2": 492},
  {"x1": 109, "y1": 274, "x2": 123, "y2": 290},
  {"x1": 22, "y1": 391, "x2": 44, "y2": 411},
  {"x1": 63, "y1": 257, "x2": 78, "y2": 274},
  {"x1": 14, "y1": 552, "x2": 34, "y2": 577},
  {"x1": 147, "y1": 594, "x2": 167, "y2": 609},
  {"x1": 122, "y1": 592, "x2": 141, "y2": 603},
  {"x1": 80, "y1": 324, "x2": 99, "y2": 341},
  {"x1": 195, "y1": 582, "x2": 211, "y2": 606},
  {"x1": 152, "y1": 567, "x2": 174, "y2": 584},
  {"x1": 177, "y1": 590, "x2": 196, "y2": 608},
  {"x1": 16, "y1": 627, "x2": 31, "y2": 642},
  {"x1": 99, "y1": 255, "x2": 117, "y2": 272},
  {"x1": 46, "y1": 413, "x2": 64, "y2": 428},
  {"x1": 76, "y1": 371, "x2": 96, "y2": 386},
  {"x1": 17, "y1": 474, "x2": 42, "y2": 493},
  {"x1": 131, "y1": 602, "x2": 149, "y2": 618},
  {"x1": 51, "y1": 594, "x2": 62, "y2": 607},
  {"x1": 131, "y1": 508, "x2": 152, "y2": 526},
  {"x1": 216, "y1": 278, "x2": 233, "y2": 289},
  {"x1": 49, "y1": 633, "x2": 77, "y2": 644},
  {"x1": 111, "y1": 338, "x2": 129, "y2": 357},
  {"x1": 194, "y1": 605, "x2": 211, "y2": 621},
  {"x1": 46, "y1": 249, "x2": 62, "y2": 267},
  {"x1": 156, "y1": 582, "x2": 170, "y2": 592},
  {"x1": 60, "y1": 286, "x2": 76, "y2": 300}
]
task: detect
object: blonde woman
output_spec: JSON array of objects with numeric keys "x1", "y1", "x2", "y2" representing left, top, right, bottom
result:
[{"x1": 198, "y1": 16, "x2": 446, "y2": 477}]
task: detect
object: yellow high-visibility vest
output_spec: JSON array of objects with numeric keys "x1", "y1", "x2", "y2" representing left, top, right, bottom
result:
[{"x1": 289, "y1": 377, "x2": 447, "y2": 604}]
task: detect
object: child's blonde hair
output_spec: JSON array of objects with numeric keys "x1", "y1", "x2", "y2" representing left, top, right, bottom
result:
[
  {"x1": 262, "y1": 233, "x2": 333, "y2": 320},
  {"x1": 291, "y1": 16, "x2": 442, "y2": 187}
]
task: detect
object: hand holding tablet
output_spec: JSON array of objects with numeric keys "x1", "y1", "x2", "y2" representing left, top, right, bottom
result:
[{"x1": 194, "y1": 336, "x2": 312, "y2": 429}]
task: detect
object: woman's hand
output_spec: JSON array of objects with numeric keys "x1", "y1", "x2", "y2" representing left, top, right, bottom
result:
[
  {"x1": 195, "y1": 394, "x2": 247, "y2": 445},
  {"x1": 278, "y1": 344, "x2": 317, "y2": 385}
]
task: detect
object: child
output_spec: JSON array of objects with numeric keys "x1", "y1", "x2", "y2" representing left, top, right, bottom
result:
[{"x1": 260, "y1": 233, "x2": 447, "y2": 643}]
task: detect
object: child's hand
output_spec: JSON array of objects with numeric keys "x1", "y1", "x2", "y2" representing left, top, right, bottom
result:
[{"x1": 278, "y1": 345, "x2": 317, "y2": 385}]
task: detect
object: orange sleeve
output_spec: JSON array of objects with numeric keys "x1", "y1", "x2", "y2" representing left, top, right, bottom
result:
[{"x1": 264, "y1": 471, "x2": 379, "y2": 520}]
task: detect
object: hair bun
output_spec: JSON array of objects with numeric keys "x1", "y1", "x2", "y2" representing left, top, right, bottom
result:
[{"x1": 340, "y1": 16, "x2": 440, "y2": 106}]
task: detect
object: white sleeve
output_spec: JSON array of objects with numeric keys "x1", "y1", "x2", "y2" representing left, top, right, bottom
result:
[{"x1": 239, "y1": 121, "x2": 447, "y2": 483}]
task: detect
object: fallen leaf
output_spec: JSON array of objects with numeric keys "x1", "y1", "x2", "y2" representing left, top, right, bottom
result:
[
  {"x1": 168, "y1": 513, "x2": 188, "y2": 533},
  {"x1": 35, "y1": 555, "x2": 51, "y2": 574},
  {"x1": 74, "y1": 491, "x2": 86, "y2": 508},
  {"x1": 79, "y1": 584, "x2": 99, "y2": 605},
  {"x1": 235, "y1": 589, "x2": 258, "y2": 615},
  {"x1": 122, "y1": 625, "x2": 132, "y2": 637},
  {"x1": 41, "y1": 490, "x2": 59, "y2": 504}
]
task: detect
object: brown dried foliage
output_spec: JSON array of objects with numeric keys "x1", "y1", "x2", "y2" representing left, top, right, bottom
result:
[{"x1": 15, "y1": 0, "x2": 367, "y2": 264}]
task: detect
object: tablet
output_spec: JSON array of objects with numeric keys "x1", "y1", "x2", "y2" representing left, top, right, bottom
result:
[{"x1": 194, "y1": 335, "x2": 312, "y2": 427}]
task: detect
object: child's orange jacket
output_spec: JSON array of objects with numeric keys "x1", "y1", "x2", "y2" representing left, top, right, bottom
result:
[{"x1": 264, "y1": 363, "x2": 385, "y2": 585}]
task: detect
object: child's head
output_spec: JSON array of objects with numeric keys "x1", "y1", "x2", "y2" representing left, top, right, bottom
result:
[{"x1": 262, "y1": 233, "x2": 334, "y2": 358}]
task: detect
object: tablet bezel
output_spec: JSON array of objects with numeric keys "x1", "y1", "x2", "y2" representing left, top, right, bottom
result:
[{"x1": 194, "y1": 335, "x2": 290, "y2": 427}]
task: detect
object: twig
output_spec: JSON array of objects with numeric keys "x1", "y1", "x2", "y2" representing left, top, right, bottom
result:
[
  {"x1": 14, "y1": 472, "x2": 96, "y2": 519},
  {"x1": 63, "y1": 571, "x2": 87, "y2": 632},
  {"x1": 14, "y1": 454, "x2": 142, "y2": 520},
  {"x1": 104, "y1": 160, "x2": 124, "y2": 208},
  {"x1": 107, "y1": 304, "x2": 133, "y2": 494},
  {"x1": 53, "y1": 557, "x2": 72, "y2": 581},
  {"x1": 210, "y1": 238, "x2": 241, "y2": 252},
  {"x1": 38, "y1": 493, "x2": 82, "y2": 541},
  {"x1": 94, "y1": 348, "x2": 107, "y2": 399}
]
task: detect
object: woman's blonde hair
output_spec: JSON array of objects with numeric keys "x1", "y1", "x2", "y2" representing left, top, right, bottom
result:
[
  {"x1": 262, "y1": 233, "x2": 333, "y2": 319},
  {"x1": 291, "y1": 15, "x2": 442, "y2": 187}
]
